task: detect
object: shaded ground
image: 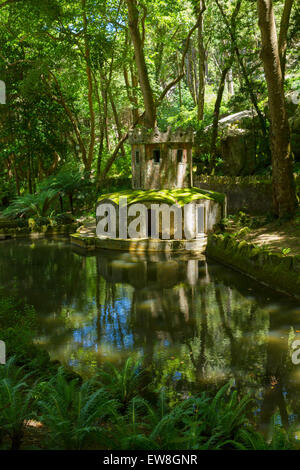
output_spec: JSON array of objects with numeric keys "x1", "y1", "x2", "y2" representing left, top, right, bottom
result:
[
  {"x1": 243, "y1": 221, "x2": 300, "y2": 255},
  {"x1": 225, "y1": 210, "x2": 300, "y2": 256}
]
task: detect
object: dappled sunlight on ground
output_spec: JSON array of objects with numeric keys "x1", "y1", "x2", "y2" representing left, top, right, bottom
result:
[{"x1": 244, "y1": 220, "x2": 300, "y2": 255}]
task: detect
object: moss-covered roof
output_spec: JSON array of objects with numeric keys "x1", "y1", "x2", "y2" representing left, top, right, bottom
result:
[{"x1": 97, "y1": 187, "x2": 225, "y2": 206}]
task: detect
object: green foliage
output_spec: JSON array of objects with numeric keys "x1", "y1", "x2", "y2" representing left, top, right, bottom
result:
[
  {"x1": 0, "y1": 294, "x2": 37, "y2": 363},
  {"x1": 0, "y1": 355, "x2": 297, "y2": 450},
  {"x1": 37, "y1": 368, "x2": 118, "y2": 449},
  {"x1": 46, "y1": 167, "x2": 84, "y2": 195},
  {"x1": 0, "y1": 0, "x2": 298, "y2": 206},
  {"x1": 3, "y1": 189, "x2": 58, "y2": 219},
  {"x1": 0, "y1": 358, "x2": 36, "y2": 450},
  {"x1": 95, "y1": 358, "x2": 146, "y2": 405},
  {"x1": 234, "y1": 414, "x2": 295, "y2": 450},
  {"x1": 141, "y1": 382, "x2": 252, "y2": 450}
]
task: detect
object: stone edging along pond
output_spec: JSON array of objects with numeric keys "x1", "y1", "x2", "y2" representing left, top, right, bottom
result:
[
  {"x1": 206, "y1": 233, "x2": 300, "y2": 299},
  {"x1": 0, "y1": 223, "x2": 79, "y2": 240},
  {"x1": 1, "y1": 219, "x2": 299, "y2": 299}
]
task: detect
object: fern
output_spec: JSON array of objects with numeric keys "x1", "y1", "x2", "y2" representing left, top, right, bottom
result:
[
  {"x1": 38, "y1": 368, "x2": 119, "y2": 449},
  {"x1": 0, "y1": 357, "x2": 36, "y2": 449},
  {"x1": 94, "y1": 358, "x2": 146, "y2": 405},
  {"x1": 3, "y1": 189, "x2": 58, "y2": 219}
]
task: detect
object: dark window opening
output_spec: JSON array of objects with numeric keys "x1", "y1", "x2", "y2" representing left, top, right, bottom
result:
[
  {"x1": 147, "y1": 209, "x2": 152, "y2": 237},
  {"x1": 153, "y1": 149, "x2": 161, "y2": 163},
  {"x1": 177, "y1": 149, "x2": 183, "y2": 163},
  {"x1": 135, "y1": 150, "x2": 140, "y2": 164}
]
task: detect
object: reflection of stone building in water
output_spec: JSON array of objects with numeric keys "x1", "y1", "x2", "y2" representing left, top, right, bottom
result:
[
  {"x1": 97, "y1": 252, "x2": 208, "y2": 289},
  {"x1": 96, "y1": 252, "x2": 211, "y2": 346}
]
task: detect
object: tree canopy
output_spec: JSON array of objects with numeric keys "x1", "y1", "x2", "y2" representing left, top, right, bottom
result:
[{"x1": 0, "y1": 0, "x2": 299, "y2": 216}]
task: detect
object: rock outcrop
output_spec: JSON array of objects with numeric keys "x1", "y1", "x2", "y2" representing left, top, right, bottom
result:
[{"x1": 197, "y1": 99, "x2": 300, "y2": 175}]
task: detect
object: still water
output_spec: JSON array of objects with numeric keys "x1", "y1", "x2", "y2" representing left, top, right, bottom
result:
[{"x1": 1, "y1": 239, "x2": 300, "y2": 429}]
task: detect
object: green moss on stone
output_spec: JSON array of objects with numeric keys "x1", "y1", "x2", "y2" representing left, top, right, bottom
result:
[
  {"x1": 97, "y1": 187, "x2": 225, "y2": 207},
  {"x1": 206, "y1": 233, "x2": 300, "y2": 299}
]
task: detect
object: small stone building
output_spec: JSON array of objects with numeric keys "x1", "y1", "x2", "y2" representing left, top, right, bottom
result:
[{"x1": 128, "y1": 127, "x2": 194, "y2": 190}]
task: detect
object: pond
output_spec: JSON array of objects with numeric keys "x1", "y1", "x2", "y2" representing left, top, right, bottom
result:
[{"x1": 1, "y1": 238, "x2": 300, "y2": 430}]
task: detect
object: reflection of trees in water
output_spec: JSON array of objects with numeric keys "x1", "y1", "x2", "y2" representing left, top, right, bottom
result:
[
  {"x1": 2, "y1": 241, "x2": 300, "y2": 428},
  {"x1": 0, "y1": 240, "x2": 95, "y2": 315},
  {"x1": 44, "y1": 249, "x2": 300, "y2": 428}
]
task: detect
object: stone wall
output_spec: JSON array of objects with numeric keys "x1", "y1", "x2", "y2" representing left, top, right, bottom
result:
[
  {"x1": 194, "y1": 175, "x2": 274, "y2": 214},
  {"x1": 206, "y1": 233, "x2": 300, "y2": 299},
  {"x1": 194, "y1": 174, "x2": 300, "y2": 215}
]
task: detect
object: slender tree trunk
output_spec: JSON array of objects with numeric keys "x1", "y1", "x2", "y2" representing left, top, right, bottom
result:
[
  {"x1": 100, "y1": 77, "x2": 111, "y2": 152},
  {"x1": 59, "y1": 193, "x2": 64, "y2": 212},
  {"x1": 126, "y1": 0, "x2": 156, "y2": 128},
  {"x1": 11, "y1": 432, "x2": 22, "y2": 450},
  {"x1": 197, "y1": 1, "x2": 206, "y2": 121},
  {"x1": 94, "y1": 78, "x2": 105, "y2": 184},
  {"x1": 12, "y1": 153, "x2": 20, "y2": 196},
  {"x1": 278, "y1": 0, "x2": 294, "y2": 78},
  {"x1": 69, "y1": 193, "x2": 74, "y2": 214},
  {"x1": 82, "y1": 0, "x2": 96, "y2": 172},
  {"x1": 257, "y1": 0, "x2": 296, "y2": 217},
  {"x1": 109, "y1": 90, "x2": 126, "y2": 156},
  {"x1": 227, "y1": 68, "x2": 234, "y2": 97},
  {"x1": 176, "y1": 51, "x2": 182, "y2": 107},
  {"x1": 210, "y1": 61, "x2": 233, "y2": 170}
]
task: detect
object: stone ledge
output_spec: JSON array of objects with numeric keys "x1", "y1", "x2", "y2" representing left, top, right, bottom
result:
[
  {"x1": 0, "y1": 223, "x2": 79, "y2": 240},
  {"x1": 206, "y1": 233, "x2": 300, "y2": 299},
  {"x1": 70, "y1": 233, "x2": 207, "y2": 254}
]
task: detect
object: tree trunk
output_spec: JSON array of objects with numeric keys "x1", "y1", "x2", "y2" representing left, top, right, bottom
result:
[
  {"x1": 59, "y1": 193, "x2": 64, "y2": 212},
  {"x1": 257, "y1": 0, "x2": 296, "y2": 217},
  {"x1": 109, "y1": 90, "x2": 126, "y2": 157},
  {"x1": 12, "y1": 153, "x2": 20, "y2": 196},
  {"x1": 126, "y1": 0, "x2": 156, "y2": 128},
  {"x1": 197, "y1": 1, "x2": 206, "y2": 121},
  {"x1": 69, "y1": 193, "x2": 74, "y2": 214},
  {"x1": 82, "y1": 0, "x2": 96, "y2": 172},
  {"x1": 278, "y1": 0, "x2": 294, "y2": 78},
  {"x1": 210, "y1": 62, "x2": 232, "y2": 171},
  {"x1": 227, "y1": 68, "x2": 234, "y2": 97},
  {"x1": 176, "y1": 51, "x2": 182, "y2": 107},
  {"x1": 123, "y1": 64, "x2": 139, "y2": 124}
]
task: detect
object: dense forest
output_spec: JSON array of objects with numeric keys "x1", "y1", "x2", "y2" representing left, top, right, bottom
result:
[{"x1": 0, "y1": 0, "x2": 299, "y2": 219}]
